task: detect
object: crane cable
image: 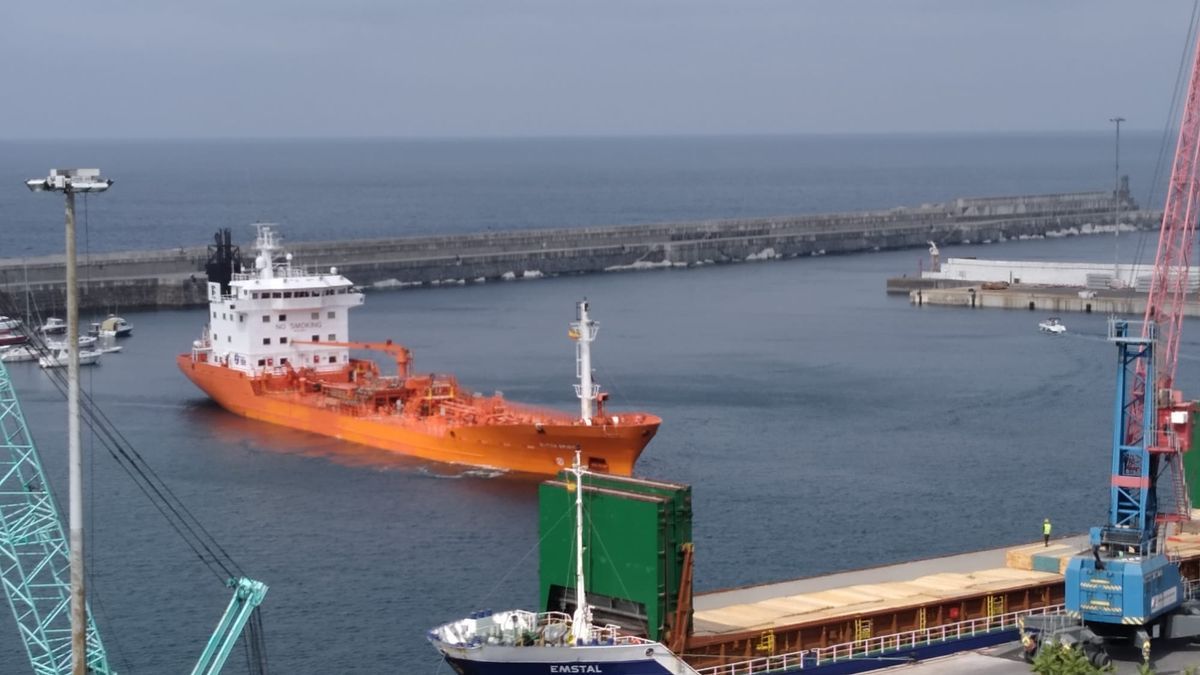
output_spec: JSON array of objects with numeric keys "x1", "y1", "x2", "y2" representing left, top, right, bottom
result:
[
  {"x1": 1133, "y1": 0, "x2": 1200, "y2": 276},
  {"x1": 0, "y1": 290, "x2": 278, "y2": 675},
  {"x1": 0, "y1": 304, "x2": 246, "y2": 581}
]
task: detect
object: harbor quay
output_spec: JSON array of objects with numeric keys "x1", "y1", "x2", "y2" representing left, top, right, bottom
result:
[
  {"x1": 0, "y1": 188, "x2": 1152, "y2": 313},
  {"x1": 907, "y1": 286, "x2": 1200, "y2": 317}
]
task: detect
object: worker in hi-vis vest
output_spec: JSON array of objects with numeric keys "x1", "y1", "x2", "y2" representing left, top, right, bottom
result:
[{"x1": 1043, "y1": 518, "x2": 1052, "y2": 547}]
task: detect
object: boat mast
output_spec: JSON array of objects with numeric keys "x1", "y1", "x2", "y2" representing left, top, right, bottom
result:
[
  {"x1": 570, "y1": 448, "x2": 592, "y2": 644},
  {"x1": 571, "y1": 300, "x2": 599, "y2": 423}
]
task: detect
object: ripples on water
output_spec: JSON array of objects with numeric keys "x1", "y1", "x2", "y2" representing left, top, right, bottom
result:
[{"x1": 0, "y1": 136, "x2": 1182, "y2": 672}]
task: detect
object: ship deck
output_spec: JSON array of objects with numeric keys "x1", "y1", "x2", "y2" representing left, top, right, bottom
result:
[{"x1": 683, "y1": 530, "x2": 1200, "y2": 670}]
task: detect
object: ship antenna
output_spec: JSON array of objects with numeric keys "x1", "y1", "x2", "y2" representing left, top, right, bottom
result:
[
  {"x1": 570, "y1": 300, "x2": 599, "y2": 424},
  {"x1": 254, "y1": 223, "x2": 277, "y2": 281},
  {"x1": 570, "y1": 448, "x2": 593, "y2": 644}
]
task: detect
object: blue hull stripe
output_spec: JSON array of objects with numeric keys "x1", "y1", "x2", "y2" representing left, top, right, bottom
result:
[
  {"x1": 444, "y1": 658, "x2": 670, "y2": 675},
  {"x1": 442, "y1": 629, "x2": 1017, "y2": 675},
  {"x1": 790, "y1": 629, "x2": 1018, "y2": 675}
]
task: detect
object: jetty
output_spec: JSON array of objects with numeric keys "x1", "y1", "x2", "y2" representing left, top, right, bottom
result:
[{"x1": 0, "y1": 187, "x2": 1154, "y2": 313}]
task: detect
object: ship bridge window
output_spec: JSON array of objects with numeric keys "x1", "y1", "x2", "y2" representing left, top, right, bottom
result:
[
  {"x1": 272, "y1": 292, "x2": 281, "y2": 298},
  {"x1": 263, "y1": 338, "x2": 271, "y2": 345},
  {"x1": 312, "y1": 335, "x2": 319, "y2": 342},
  {"x1": 239, "y1": 315, "x2": 245, "y2": 323},
  {"x1": 328, "y1": 333, "x2": 336, "y2": 341},
  {"x1": 328, "y1": 356, "x2": 337, "y2": 363},
  {"x1": 327, "y1": 311, "x2": 336, "y2": 319},
  {"x1": 278, "y1": 314, "x2": 286, "y2": 321},
  {"x1": 311, "y1": 312, "x2": 319, "y2": 320},
  {"x1": 212, "y1": 311, "x2": 216, "y2": 318},
  {"x1": 280, "y1": 337, "x2": 288, "y2": 344},
  {"x1": 257, "y1": 359, "x2": 266, "y2": 367},
  {"x1": 262, "y1": 315, "x2": 270, "y2": 323},
  {"x1": 252, "y1": 292, "x2": 259, "y2": 299},
  {"x1": 283, "y1": 292, "x2": 293, "y2": 299}
]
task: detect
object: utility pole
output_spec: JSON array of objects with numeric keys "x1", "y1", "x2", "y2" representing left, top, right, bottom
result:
[
  {"x1": 1110, "y1": 116, "x2": 1126, "y2": 285},
  {"x1": 25, "y1": 169, "x2": 112, "y2": 675}
]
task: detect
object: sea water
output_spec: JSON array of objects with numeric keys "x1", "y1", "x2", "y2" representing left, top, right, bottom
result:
[{"x1": 0, "y1": 133, "x2": 1180, "y2": 672}]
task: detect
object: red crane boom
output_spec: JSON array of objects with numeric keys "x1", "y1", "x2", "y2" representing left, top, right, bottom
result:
[{"x1": 1143, "y1": 29, "x2": 1200, "y2": 388}]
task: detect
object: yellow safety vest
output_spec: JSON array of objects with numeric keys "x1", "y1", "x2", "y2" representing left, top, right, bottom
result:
[{"x1": 1043, "y1": 521, "x2": 1052, "y2": 536}]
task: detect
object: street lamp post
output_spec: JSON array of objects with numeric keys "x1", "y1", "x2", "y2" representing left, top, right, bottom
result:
[
  {"x1": 1110, "y1": 116, "x2": 1126, "y2": 285},
  {"x1": 25, "y1": 168, "x2": 112, "y2": 675}
]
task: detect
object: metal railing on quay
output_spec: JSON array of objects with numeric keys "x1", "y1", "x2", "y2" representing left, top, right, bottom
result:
[{"x1": 694, "y1": 604, "x2": 1066, "y2": 675}]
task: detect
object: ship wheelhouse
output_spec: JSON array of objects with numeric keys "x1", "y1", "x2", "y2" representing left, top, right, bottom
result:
[{"x1": 200, "y1": 225, "x2": 365, "y2": 375}]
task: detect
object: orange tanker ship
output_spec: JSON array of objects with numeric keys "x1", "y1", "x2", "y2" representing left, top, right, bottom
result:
[{"x1": 177, "y1": 225, "x2": 660, "y2": 476}]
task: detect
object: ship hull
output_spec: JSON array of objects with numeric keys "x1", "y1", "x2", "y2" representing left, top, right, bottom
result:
[
  {"x1": 434, "y1": 641, "x2": 696, "y2": 675},
  {"x1": 177, "y1": 356, "x2": 658, "y2": 476},
  {"x1": 443, "y1": 656, "x2": 675, "y2": 674}
]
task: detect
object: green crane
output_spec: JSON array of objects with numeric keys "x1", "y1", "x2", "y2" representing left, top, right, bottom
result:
[
  {"x1": 4, "y1": 167, "x2": 269, "y2": 674},
  {"x1": 0, "y1": 356, "x2": 112, "y2": 674}
]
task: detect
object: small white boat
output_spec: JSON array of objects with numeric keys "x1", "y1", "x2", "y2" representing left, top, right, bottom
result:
[
  {"x1": 39, "y1": 347, "x2": 102, "y2": 369},
  {"x1": 39, "y1": 317, "x2": 66, "y2": 335},
  {"x1": 98, "y1": 316, "x2": 133, "y2": 338},
  {"x1": 0, "y1": 346, "x2": 38, "y2": 363},
  {"x1": 0, "y1": 316, "x2": 21, "y2": 331},
  {"x1": 1039, "y1": 317, "x2": 1067, "y2": 335},
  {"x1": 45, "y1": 335, "x2": 98, "y2": 350}
]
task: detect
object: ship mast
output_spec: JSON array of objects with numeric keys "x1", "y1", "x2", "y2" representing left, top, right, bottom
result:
[
  {"x1": 569, "y1": 448, "x2": 593, "y2": 644},
  {"x1": 253, "y1": 224, "x2": 278, "y2": 281},
  {"x1": 570, "y1": 300, "x2": 599, "y2": 423}
]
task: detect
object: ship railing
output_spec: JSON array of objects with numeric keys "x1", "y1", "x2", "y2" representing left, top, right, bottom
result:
[
  {"x1": 231, "y1": 265, "x2": 320, "y2": 282},
  {"x1": 531, "y1": 610, "x2": 572, "y2": 629},
  {"x1": 590, "y1": 624, "x2": 658, "y2": 647},
  {"x1": 694, "y1": 603, "x2": 1066, "y2": 674},
  {"x1": 1186, "y1": 578, "x2": 1200, "y2": 600}
]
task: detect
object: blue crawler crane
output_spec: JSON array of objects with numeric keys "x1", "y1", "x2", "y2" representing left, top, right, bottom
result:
[
  {"x1": 1022, "y1": 9, "x2": 1200, "y2": 667},
  {"x1": 1021, "y1": 321, "x2": 1200, "y2": 667}
]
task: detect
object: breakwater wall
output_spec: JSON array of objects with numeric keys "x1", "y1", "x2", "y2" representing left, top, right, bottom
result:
[{"x1": 0, "y1": 189, "x2": 1157, "y2": 313}]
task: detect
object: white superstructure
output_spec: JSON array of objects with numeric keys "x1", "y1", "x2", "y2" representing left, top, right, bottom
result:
[{"x1": 194, "y1": 224, "x2": 364, "y2": 375}]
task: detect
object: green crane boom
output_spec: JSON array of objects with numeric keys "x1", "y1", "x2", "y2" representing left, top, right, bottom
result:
[
  {"x1": 192, "y1": 578, "x2": 269, "y2": 675},
  {"x1": 0, "y1": 358, "x2": 112, "y2": 674}
]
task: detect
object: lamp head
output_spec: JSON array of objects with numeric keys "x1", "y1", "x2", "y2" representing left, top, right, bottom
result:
[{"x1": 25, "y1": 168, "x2": 112, "y2": 193}]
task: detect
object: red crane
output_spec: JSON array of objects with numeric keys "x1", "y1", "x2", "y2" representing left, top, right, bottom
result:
[{"x1": 1126, "y1": 20, "x2": 1200, "y2": 524}]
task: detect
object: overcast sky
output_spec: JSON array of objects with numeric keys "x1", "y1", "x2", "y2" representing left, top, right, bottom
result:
[{"x1": 2, "y1": 1, "x2": 1196, "y2": 139}]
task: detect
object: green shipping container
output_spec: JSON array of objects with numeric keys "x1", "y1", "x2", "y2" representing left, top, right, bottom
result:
[
  {"x1": 1189, "y1": 409, "x2": 1200, "y2": 508},
  {"x1": 538, "y1": 476, "x2": 692, "y2": 641},
  {"x1": 574, "y1": 472, "x2": 693, "y2": 636}
]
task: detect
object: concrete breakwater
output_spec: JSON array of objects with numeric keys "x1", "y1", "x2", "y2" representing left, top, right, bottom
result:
[
  {"x1": 0, "y1": 188, "x2": 1156, "y2": 313},
  {"x1": 909, "y1": 286, "x2": 1200, "y2": 318}
]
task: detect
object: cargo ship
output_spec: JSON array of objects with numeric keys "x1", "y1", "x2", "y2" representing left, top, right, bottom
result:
[
  {"x1": 428, "y1": 451, "x2": 702, "y2": 675},
  {"x1": 177, "y1": 225, "x2": 660, "y2": 475}
]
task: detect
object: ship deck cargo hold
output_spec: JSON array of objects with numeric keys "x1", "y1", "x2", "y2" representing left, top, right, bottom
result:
[
  {"x1": 533, "y1": 464, "x2": 1200, "y2": 674},
  {"x1": 677, "y1": 531, "x2": 1200, "y2": 673}
]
